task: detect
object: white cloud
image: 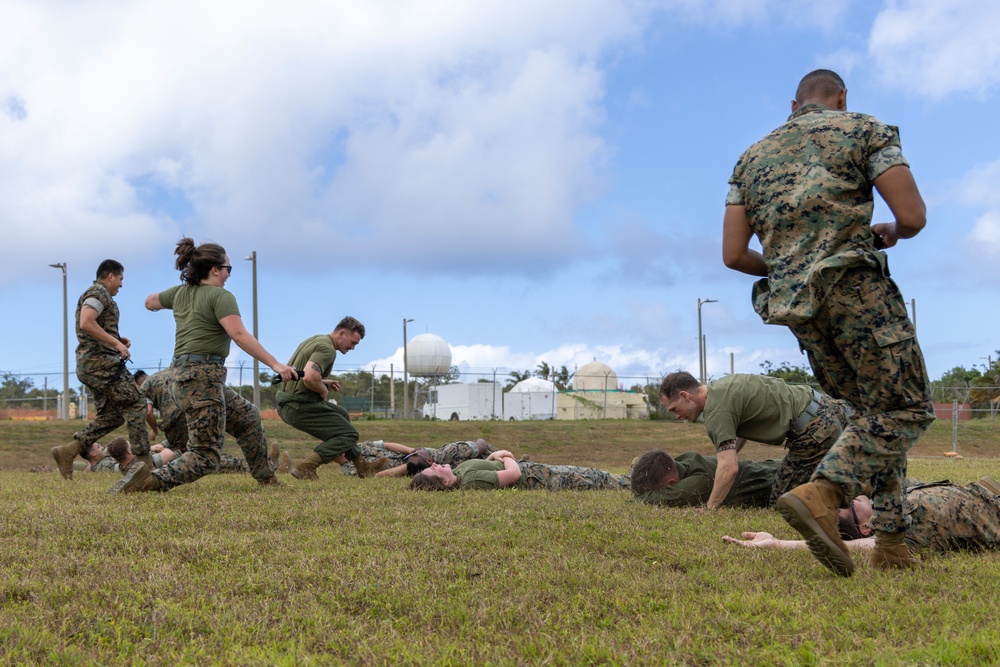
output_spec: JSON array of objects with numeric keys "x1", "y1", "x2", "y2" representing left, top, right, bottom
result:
[
  {"x1": 0, "y1": 0, "x2": 651, "y2": 284},
  {"x1": 868, "y1": 0, "x2": 1000, "y2": 98},
  {"x1": 956, "y1": 160, "x2": 1000, "y2": 255}
]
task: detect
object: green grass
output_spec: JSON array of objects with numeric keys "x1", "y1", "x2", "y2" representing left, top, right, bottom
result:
[{"x1": 2, "y1": 419, "x2": 1000, "y2": 665}]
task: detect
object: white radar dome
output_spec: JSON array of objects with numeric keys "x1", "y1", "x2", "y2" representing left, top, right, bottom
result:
[{"x1": 407, "y1": 333, "x2": 452, "y2": 377}]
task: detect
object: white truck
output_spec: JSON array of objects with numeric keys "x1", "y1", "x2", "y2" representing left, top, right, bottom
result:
[{"x1": 421, "y1": 382, "x2": 503, "y2": 421}]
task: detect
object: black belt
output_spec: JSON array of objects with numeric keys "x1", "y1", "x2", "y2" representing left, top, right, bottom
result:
[
  {"x1": 789, "y1": 390, "x2": 822, "y2": 434},
  {"x1": 173, "y1": 353, "x2": 225, "y2": 364}
]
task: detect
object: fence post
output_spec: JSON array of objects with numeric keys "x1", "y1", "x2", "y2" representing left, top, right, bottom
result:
[{"x1": 952, "y1": 399, "x2": 959, "y2": 453}]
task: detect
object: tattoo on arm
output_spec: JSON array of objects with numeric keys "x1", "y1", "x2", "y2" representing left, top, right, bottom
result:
[
  {"x1": 309, "y1": 361, "x2": 322, "y2": 374},
  {"x1": 716, "y1": 439, "x2": 738, "y2": 453}
]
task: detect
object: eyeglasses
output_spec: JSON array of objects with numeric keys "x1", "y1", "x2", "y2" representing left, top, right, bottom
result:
[
  {"x1": 218, "y1": 265, "x2": 233, "y2": 274},
  {"x1": 849, "y1": 502, "x2": 861, "y2": 534}
]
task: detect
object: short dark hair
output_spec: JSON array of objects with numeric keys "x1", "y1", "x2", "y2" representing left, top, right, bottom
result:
[
  {"x1": 404, "y1": 449, "x2": 432, "y2": 477},
  {"x1": 96, "y1": 259, "x2": 124, "y2": 280},
  {"x1": 336, "y1": 316, "x2": 366, "y2": 339},
  {"x1": 838, "y1": 511, "x2": 863, "y2": 541},
  {"x1": 659, "y1": 371, "x2": 700, "y2": 400},
  {"x1": 630, "y1": 450, "x2": 677, "y2": 496},
  {"x1": 795, "y1": 69, "x2": 846, "y2": 105},
  {"x1": 107, "y1": 436, "x2": 130, "y2": 463},
  {"x1": 133, "y1": 370, "x2": 148, "y2": 384}
]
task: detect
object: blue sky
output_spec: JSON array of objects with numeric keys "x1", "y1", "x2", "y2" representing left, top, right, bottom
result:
[{"x1": 2, "y1": 0, "x2": 998, "y2": 392}]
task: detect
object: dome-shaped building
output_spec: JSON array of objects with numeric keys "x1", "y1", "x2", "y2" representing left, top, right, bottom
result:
[
  {"x1": 406, "y1": 333, "x2": 452, "y2": 377},
  {"x1": 508, "y1": 377, "x2": 556, "y2": 393},
  {"x1": 573, "y1": 360, "x2": 618, "y2": 391}
]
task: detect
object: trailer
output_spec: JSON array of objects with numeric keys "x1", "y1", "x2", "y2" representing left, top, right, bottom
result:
[{"x1": 421, "y1": 382, "x2": 503, "y2": 421}]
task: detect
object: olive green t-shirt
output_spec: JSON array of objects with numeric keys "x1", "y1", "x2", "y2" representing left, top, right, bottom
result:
[
  {"x1": 158, "y1": 284, "x2": 240, "y2": 358},
  {"x1": 634, "y1": 452, "x2": 780, "y2": 508},
  {"x1": 702, "y1": 374, "x2": 812, "y2": 449},
  {"x1": 454, "y1": 459, "x2": 511, "y2": 490},
  {"x1": 280, "y1": 334, "x2": 337, "y2": 396}
]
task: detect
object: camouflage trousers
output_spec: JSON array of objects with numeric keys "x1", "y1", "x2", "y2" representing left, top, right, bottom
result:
[
  {"x1": 74, "y1": 364, "x2": 150, "y2": 456},
  {"x1": 789, "y1": 266, "x2": 935, "y2": 533},
  {"x1": 157, "y1": 383, "x2": 262, "y2": 457},
  {"x1": 769, "y1": 394, "x2": 853, "y2": 506},
  {"x1": 516, "y1": 461, "x2": 630, "y2": 491},
  {"x1": 276, "y1": 393, "x2": 359, "y2": 462},
  {"x1": 903, "y1": 482, "x2": 1000, "y2": 554},
  {"x1": 343, "y1": 440, "x2": 492, "y2": 476},
  {"x1": 152, "y1": 362, "x2": 272, "y2": 490}
]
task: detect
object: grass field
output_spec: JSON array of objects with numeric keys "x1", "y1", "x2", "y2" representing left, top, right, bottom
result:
[{"x1": 2, "y1": 418, "x2": 1000, "y2": 665}]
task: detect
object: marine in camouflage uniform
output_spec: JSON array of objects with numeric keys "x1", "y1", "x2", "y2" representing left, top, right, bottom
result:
[
  {"x1": 51, "y1": 261, "x2": 151, "y2": 479},
  {"x1": 91, "y1": 447, "x2": 255, "y2": 474},
  {"x1": 452, "y1": 459, "x2": 630, "y2": 491},
  {"x1": 153, "y1": 360, "x2": 274, "y2": 489},
  {"x1": 903, "y1": 481, "x2": 1000, "y2": 554},
  {"x1": 723, "y1": 70, "x2": 934, "y2": 573},
  {"x1": 139, "y1": 368, "x2": 272, "y2": 469},
  {"x1": 138, "y1": 368, "x2": 189, "y2": 451},
  {"x1": 118, "y1": 239, "x2": 293, "y2": 493},
  {"x1": 341, "y1": 439, "x2": 494, "y2": 476}
]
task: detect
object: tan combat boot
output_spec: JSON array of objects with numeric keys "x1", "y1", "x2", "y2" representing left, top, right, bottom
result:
[
  {"x1": 277, "y1": 451, "x2": 292, "y2": 474},
  {"x1": 291, "y1": 452, "x2": 324, "y2": 480},
  {"x1": 870, "y1": 531, "x2": 919, "y2": 570},
  {"x1": 352, "y1": 455, "x2": 388, "y2": 479},
  {"x1": 268, "y1": 441, "x2": 281, "y2": 472},
  {"x1": 134, "y1": 454, "x2": 155, "y2": 471},
  {"x1": 977, "y1": 476, "x2": 1000, "y2": 496},
  {"x1": 775, "y1": 478, "x2": 855, "y2": 577},
  {"x1": 108, "y1": 462, "x2": 162, "y2": 494},
  {"x1": 51, "y1": 440, "x2": 84, "y2": 480},
  {"x1": 257, "y1": 475, "x2": 285, "y2": 487}
]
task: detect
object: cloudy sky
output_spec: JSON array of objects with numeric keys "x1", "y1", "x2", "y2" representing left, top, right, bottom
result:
[{"x1": 2, "y1": 0, "x2": 998, "y2": 392}]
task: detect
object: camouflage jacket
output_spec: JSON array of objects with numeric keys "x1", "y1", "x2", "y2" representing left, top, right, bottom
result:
[
  {"x1": 726, "y1": 103, "x2": 909, "y2": 325},
  {"x1": 74, "y1": 281, "x2": 121, "y2": 375}
]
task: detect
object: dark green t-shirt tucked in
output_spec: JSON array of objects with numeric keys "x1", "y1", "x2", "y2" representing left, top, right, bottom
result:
[
  {"x1": 634, "y1": 452, "x2": 780, "y2": 508},
  {"x1": 158, "y1": 284, "x2": 240, "y2": 358},
  {"x1": 702, "y1": 374, "x2": 812, "y2": 448},
  {"x1": 280, "y1": 334, "x2": 337, "y2": 396}
]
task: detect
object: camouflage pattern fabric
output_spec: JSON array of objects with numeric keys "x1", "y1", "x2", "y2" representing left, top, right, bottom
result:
[
  {"x1": 793, "y1": 266, "x2": 934, "y2": 533},
  {"x1": 73, "y1": 281, "x2": 150, "y2": 456},
  {"x1": 91, "y1": 451, "x2": 163, "y2": 473},
  {"x1": 726, "y1": 104, "x2": 908, "y2": 326},
  {"x1": 141, "y1": 369, "x2": 189, "y2": 451},
  {"x1": 74, "y1": 281, "x2": 121, "y2": 375},
  {"x1": 769, "y1": 395, "x2": 853, "y2": 505},
  {"x1": 93, "y1": 449, "x2": 253, "y2": 475},
  {"x1": 151, "y1": 361, "x2": 272, "y2": 489},
  {"x1": 342, "y1": 439, "x2": 492, "y2": 476},
  {"x1": 516, "y1": 461, "x2": 630, "y2": 491},
  {"x1": 276, "y1": 393, "x2": 359, "y2": 462},
  {"x1": 726, "y1": 103, "x2": 934, "y2": 534},
  {"x1": 904, "y1": 482, "x2": 1000, "y2": 554}
]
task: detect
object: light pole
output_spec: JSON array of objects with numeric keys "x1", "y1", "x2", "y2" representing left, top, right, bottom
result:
[
  {"x1": 697, "y1": 298, "x2": 718, "y2": 384},
  {"x1": 244, "y1": 251, "x2": 259, "y2": 406},
  {"x1": 402, "y1": 318, "x2": 414, "y2": 419},
  {"x1": 49, "y1": 263, "x2": 69, "y2": 420}
]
